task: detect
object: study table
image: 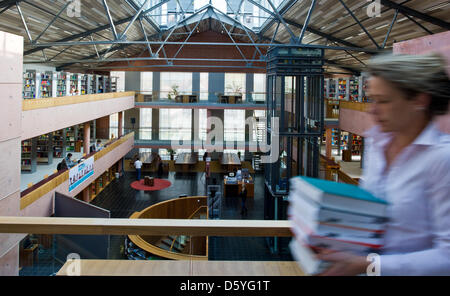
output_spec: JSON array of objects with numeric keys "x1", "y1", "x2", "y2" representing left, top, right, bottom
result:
[
  {"x1": 175, "y1": 152, "x2": 198, "y2": 172},
  {"x1": 223, "y1": 175, "x2": 254, "y2": 198}
]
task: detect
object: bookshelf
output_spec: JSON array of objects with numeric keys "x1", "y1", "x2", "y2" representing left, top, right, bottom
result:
[
  {"x1": 104, "y1": 76, "x2": 111, "y2": 93},
  {"x1": 52, "y1": 130, "x2": 64, "y2": 158},
  {"x1": 23, "y1": 70, "x2": 37, "y2": 99},
  {"x1": 337, "y1": 78, "x2": 348, "y2": 100},
  {"x1": 81, "y1": 74, "x2": 94, "y2": 95},
  {"x1": 36, "y1": 134, "x2": 50, "y2": 163},
  {"x1": 97, "y1": 75, "x2": 104, "y2": 93},
  {"x1": 39, "y1": 72, "x2": 52, "y2": 98},
  {"x1": 56, "y1": 72, "x2": 68, "y2": 97},
  {"x1": 349, "y1": 78, "x2": 359, "y2": 101},
  {"x1": 65, "y1": 127, "x2": 76, "y2": 152},
  {"x1": 69, "y1": 73, "x2": 81, "y2": 96},
  {"x1": 111, "y1": 77, "x2": 118, "y2": 92},
  {"x1": 21, "y1": 140, "x2": 33, "y2": 172},
  {"x1": 351, "y1": 135, "x2": 362, "y2": 155}
]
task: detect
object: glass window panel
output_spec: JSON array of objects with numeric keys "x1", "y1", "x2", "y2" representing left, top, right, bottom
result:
[
  {"x1": 159, "y1": 108, "x2": 192, "y2": 140},
  {"x1": 160, "y1": 72, "x2": 192, "y2": 99},
  {"x1": 140, "y1": 72, "x2": 153, "y2": 94},
  {"x1": 139, "y1": 109, "x2": 152, "y2": 140}
]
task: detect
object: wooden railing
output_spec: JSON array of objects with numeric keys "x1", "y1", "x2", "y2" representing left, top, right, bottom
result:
[
  {"x1": 169, "y1": 205, "x2": 208, "y2": 252},
  {"x1": 320, "y1": 154, "x2": 359, "y2": 185},
  {"x1": 22, "y1": 91, "x2": 135, "y2": 111},
  {"x1": 339, "y1": 100, "x2": 371, "y2": 112},
  {"x1": 20, "y1": 132, "x2": 134, "y2": 210},
  {"x1": 0, "y1": 216, "x2": 292, "y2": 237}
]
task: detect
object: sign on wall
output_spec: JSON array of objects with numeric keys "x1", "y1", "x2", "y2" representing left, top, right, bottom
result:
[{"x1": 69, "y1": 156, "x2": 94, "y2": 192}]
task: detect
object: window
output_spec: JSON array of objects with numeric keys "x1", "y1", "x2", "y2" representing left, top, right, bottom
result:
[
  {"x1": 253, "y1": 73, "x2": 266, "y2": 102},
  {"x1": 139, "y1": 109, "x2": 152, "y2": 140},
  {"x1": 160, "y1": 72, "x2": 192, "y2": 99},
  {"x1": 224, "y1": 110, "x2": 245, "y2": 142},
  {"x1": 159, "y1": 109, "x2": 192, "y2": 140},
  {"x1": 225, "y1": 73, "x2": 246, "y2": 97},
  {"x1": 140, "y1": 72, "x2": 153, "y2": 94},
  {"x1": 109, "y1": 113, "x2": 124, "y2": 139},
  {"x1": 200, "y1": 73, "x2": 208, "y2": 100}
]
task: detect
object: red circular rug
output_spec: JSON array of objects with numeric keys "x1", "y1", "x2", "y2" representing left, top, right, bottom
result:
[{"x1": 131, "y1": 179, "x2": 172, "y2": 191}]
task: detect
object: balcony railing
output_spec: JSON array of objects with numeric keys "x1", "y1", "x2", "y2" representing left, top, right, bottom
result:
[{"x1": 135, "y1": 91, "x2": 266, "y2": 105}]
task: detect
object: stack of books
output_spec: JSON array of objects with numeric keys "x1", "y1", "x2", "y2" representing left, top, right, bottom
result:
[{"x1": 288, "y1": 176, "x2": 389, "y2": 275}]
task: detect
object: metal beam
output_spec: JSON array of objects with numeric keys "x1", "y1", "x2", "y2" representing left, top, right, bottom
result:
[
  {"x1": 120, "y1": 0, "x2": 152, "y2": 40},
  {"x1": 33, "y1": 40, "x2": 380, "y2": 53},
  {"x1": 34, "y1": 0, "x2": 73, "y2": 43},
  {"x1": 212, "y1": 9, "x2": 249, "y2": 64},
  {"x1": 297, "y1": 0, "x2": 317, "y2": 44},
  {"x1": 171, "y1": 10, "x2": 208, "y2": 61},
  {"x1": 247, "y1": 0, "x2": 296, "y2": 42},
  {"x1": 16, "y1": 3, "x2": 33, "y2": 43},
  {"x1": 102, "y1": 0, "x2": 119, "y2": 40},
  {"x1": 382, "y1": 9, "x2": 399, "y2": 48},
  {"x1": 338, "y1": 0, "x2": 380, "y2": 49},
  {"x1": 26, "y1": 57, "x2": 268, "y2": 64},
  {"x1": 216, "y1": 4, "x2": 263, "y2": 58},
  {"x1": 402, "y1": 13, "x2": 433, "y2": 35},
  {"x1": 379, "y1": 0, "x2": 450, "y2": 30},
  {"x1": 139, "y1": 17, "x2": 153, "y2": 57}
]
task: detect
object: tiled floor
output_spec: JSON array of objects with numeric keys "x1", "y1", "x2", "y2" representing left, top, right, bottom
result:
[{"x1": 19, "y1": 170, "x2": 292, "y2": 276}]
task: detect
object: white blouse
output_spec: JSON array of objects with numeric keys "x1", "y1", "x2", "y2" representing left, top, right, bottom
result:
[{"x1": 360, "y1": 122, "x2": 450, "y2": 275}]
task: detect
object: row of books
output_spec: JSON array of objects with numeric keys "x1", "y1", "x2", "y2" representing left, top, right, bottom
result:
[{"x1": 288, "y1": 176, "x2": 389, "y2": 275}]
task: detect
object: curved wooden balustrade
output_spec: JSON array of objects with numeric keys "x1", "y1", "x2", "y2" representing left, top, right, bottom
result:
[{"x1": 128, "y1": 196, "x2": 209, "y2": 260}]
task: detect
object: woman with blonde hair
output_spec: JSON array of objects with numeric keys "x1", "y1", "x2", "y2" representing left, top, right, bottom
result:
[{"x1": 317, "y1": 53, "x2": 450, "y2": 276}]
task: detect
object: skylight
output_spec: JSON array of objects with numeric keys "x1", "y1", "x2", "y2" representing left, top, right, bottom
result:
[{"x1": 133, "y1": 0, "x2": 286, "y2": 33}]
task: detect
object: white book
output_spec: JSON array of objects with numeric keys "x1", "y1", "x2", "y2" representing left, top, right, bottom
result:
[
  {"x1": 290, "y1": 177, "x2": 389, "y2": 217},
  {"x1": 289, "y1": 239, "x2": 324, "y2": 276},
  {"x1": 290, "y1": 214, "x2": 384, "y2": 254},
  {"x1": 289, "y1": 197, "x2": 386, "y2": 235}
]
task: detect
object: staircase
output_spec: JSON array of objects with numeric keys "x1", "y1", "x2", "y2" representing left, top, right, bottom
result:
[{"x1": 253, "y1": 117, "x2": 266, "y2": 171}]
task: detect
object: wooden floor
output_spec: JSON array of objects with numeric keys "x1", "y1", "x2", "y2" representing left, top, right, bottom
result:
[{"x1": 57, "y1": 260, "x2": 304, "y2": 276}]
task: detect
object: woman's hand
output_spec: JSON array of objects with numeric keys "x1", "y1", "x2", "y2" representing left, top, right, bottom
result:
[{"x1": 316, "y1": 249, "x2": 369, "y2": 276}]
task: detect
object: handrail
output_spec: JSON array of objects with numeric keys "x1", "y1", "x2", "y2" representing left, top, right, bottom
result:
[
  {"x1": 20, "y1": 132, "x2": 135, "y2": 210},
  {"x1": 339, "y1": 100, "x2": 371, "y2": 112},
  {"x1": 169, "y1": 205, "x2": 208, "y2": 252},
  {"x1": 22, "y1": 91, "x2": 136, "y2": 111},
  {"x1": 0, "y1": 217, "x2": 292, "y2": 237}
]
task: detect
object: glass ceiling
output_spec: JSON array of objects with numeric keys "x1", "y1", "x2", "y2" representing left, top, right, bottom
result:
[{"x1": 133, "y1": 0, "x2": 286, "y2": 32}]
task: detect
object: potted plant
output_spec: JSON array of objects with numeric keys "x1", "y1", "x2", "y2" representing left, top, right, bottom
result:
[{"x1": 168, "y1": 84, "x2": 179, "y2": 101}]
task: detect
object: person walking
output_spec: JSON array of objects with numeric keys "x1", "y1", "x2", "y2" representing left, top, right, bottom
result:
[
  {"x1": 240, "y1": 181, "x2": 248, "y2": 216},
  {"x1": 134, "y1": 157, "x2": 143, "y2": 181}
]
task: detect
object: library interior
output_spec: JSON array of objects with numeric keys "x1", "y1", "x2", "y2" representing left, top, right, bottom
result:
[{"x1": 0, "y1": 0, "x2": 449, "y2": 277}]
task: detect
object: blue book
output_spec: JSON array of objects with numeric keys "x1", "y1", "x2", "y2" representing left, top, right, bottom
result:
[{"x1": 290, "y1": 176, "x2": 388, "y2": 217}]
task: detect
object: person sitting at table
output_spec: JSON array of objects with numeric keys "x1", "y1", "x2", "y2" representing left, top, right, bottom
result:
[{"x1": 65, "y1": 153, "x2": 76, "y2": 168}]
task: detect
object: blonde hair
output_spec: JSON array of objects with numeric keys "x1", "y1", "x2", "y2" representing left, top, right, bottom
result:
[{"x1": 367, "y1": 53, "x2": 450, "y2": 117}]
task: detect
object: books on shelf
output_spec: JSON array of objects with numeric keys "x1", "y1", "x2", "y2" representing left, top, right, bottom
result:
[
  {"x1": 36, "y1": 134, "x2": 50, "y2": 163},
  {"x1": 23, "y1": 71, "x2": 37, "y2": 99},
  {"x1": 53, "y1": 130, "x2": 64, "y2": 158},
  {"x1": 288, "y1": 176, "x2": 388, "y2": 275},
  {"x1": 21, "y1": 140, "x2": 33, "y2": 171},
  {"x1": 56, "y1": 72, "x2": 67, "y2": 97},
  {"x1": 69, "y1": 73, "x2": 80, "y2": 96},
  {"x1": 66, "y1": 127, "x2": 75, "y2": 152},
  {"x1": 40, "y1": 72, "x2": 52, "y2": 98}
]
